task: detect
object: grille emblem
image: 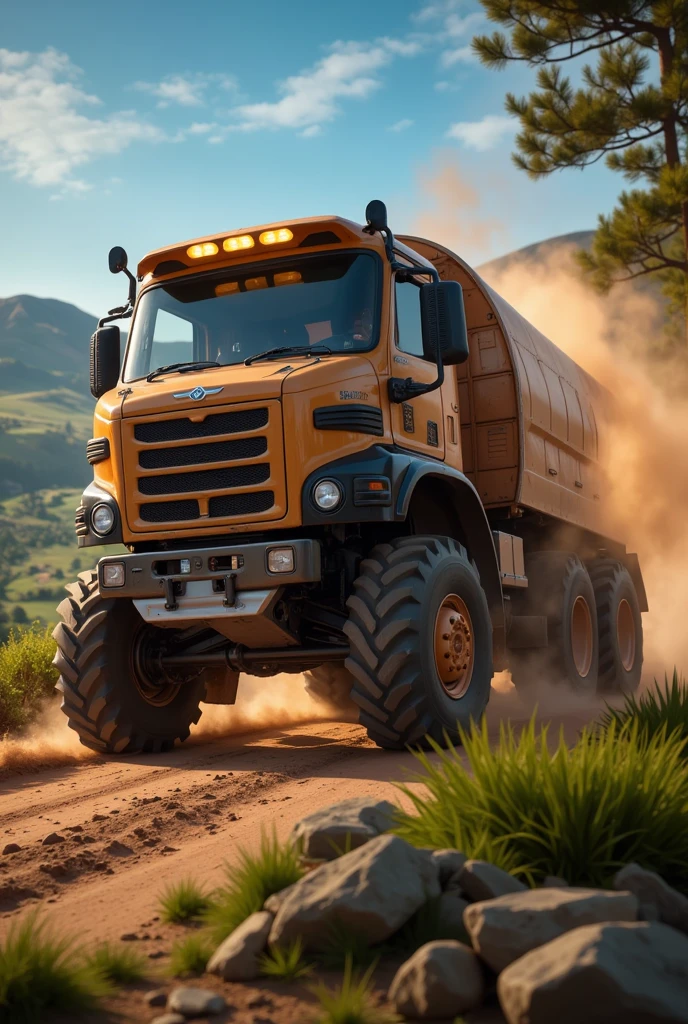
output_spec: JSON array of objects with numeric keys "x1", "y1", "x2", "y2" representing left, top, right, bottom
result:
[{"x1": 173, "y1": 385, "x2": 224, "y2": 401}]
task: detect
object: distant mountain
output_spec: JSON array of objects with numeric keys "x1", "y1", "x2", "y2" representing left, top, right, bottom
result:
[
  {"x1": 0, "y1": 295, "x2": 96, "y2": 381},
  {"x1": 478, "y1": 230, "x2": 595, "y2": 279}
]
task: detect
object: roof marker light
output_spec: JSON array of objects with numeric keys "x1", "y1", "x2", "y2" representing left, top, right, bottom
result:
[
  {"x1": 223, "y1": 234, "x2": 255, "y2": 251},
  {"x1": 187, "y1": 242, "x2": 219, "y2": 259},
  {"x1": 259, "y1": 228, "x2": 293, "y2": 245}
]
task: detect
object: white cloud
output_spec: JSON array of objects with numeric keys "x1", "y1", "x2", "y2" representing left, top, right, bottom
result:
[
  {"x1": 446, "y1": 114, "x2": 515, "y2": 151},
  {"x1": 0, "y1": 47, "x2": 161, "y2": 190},
  {"x1": 413, "y1": 1, "x2": 463, "y2": 23},
  {"x1": 299, "y1": 124, "x2": 322, "y2": 138},
  {"x1": 134, "y1": 72, "x2": 237, "y2": 108},
  {"x1": 445, "y1": 12, "x2": 483, "y2": 37},
  {"x1": 389, "y1": 118, "x2": 414, "y2": 132},
  {"x1": 441, "y1": 45, "x2": 475, "y2": 67},
  {"x1": 188, "y1": 121, "x2": 217, "y2": 134},
  {"x1": 228, "y1": 38, "x2": 416, "y2": 136}
]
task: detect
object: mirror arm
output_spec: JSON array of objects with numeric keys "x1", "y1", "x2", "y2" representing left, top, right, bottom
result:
[
  {"x1": 123, "y1": 267, "x2": 137, "y2": 307},
  {"x1": 98, "y1": 307, "x2": 133, "y2": 329},
  {"x1": 388, "y1": 348, "x2": 444, "y2": 404}
]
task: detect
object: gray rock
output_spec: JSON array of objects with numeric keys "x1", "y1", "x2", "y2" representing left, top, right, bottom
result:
[
  {"x1": 431, "y1": 849, "x2": 467, "y2": 888},
  {"x1": 42, "y1": 832, "x2": 65, "y2": 846},
  {"x1": 144, "y1": 989, "x2": 168, "y2": 1007},
  {"x1": 263, "y1": 881, "x2": 299, "y2": 914},
  {"x1": 542, "y1": 875, "x2": 569, "y2": 887},
  {"x1": 459, "y1": 860, "x2": 528, "y2": 902},
  {"x1": 167, "y1": 986, "x2": 226, "y2": 1017},
  {"x1": 206, "y1": 910, "x2": 273, "y2": 981},
  {"x1": 150, "y1": 1016, "x2": 185, "y2": 1024},
  {"x1": 464, "y1": 886, "x2": 639, "y2": 973},
  {"x1": 614, "y1": 862, "x2": 688, "y2": 936},
  {"x1": 291, "y1": 797, "x2": 397, "y2": 860},
  {"x1": 498, "y1": 921, "x2": 688, "y2": 1024},
  {"x1": 436, "y1": 891, "x2": 470, "y2": 937},
  {"x1": 389, "y1": 940, "x2": 485, "y2": 1018},
  {"x1": 270, "y1": 834, "x2": 440, "y2": 949},
  {"x1": 2, "y1": 843, "x2": 21, "y2": 855}
]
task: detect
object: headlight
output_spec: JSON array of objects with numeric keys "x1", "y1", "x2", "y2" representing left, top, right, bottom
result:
[
  {"x1": 312, "y1": 479, "x2": 343, "y2": 512},
  {"x1": 91, "y1": 503, "x2": 115, "y2": 536},
  {"x1": 267, "y1": 547, "x2": 295, "y2": 574}
]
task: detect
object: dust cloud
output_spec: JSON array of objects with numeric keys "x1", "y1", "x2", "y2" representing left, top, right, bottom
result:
[{"x1": 0, "y1": 702, "x2": 95, "y2": 775}]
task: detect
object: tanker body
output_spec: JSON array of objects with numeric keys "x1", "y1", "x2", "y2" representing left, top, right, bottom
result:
[{"x1": 53, "y1": 201, "x2": 645, "y2": 753}]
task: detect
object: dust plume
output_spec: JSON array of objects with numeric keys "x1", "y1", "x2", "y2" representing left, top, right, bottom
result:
[{"x1": 0, "y1": 701, "x2": 95, "y2": 776}]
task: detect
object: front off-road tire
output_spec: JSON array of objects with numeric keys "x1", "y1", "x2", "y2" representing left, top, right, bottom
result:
[
  {"x1": 589, "y1": 559, "x2": 643, "y2": 694},
  {"x1": 344, "y1": 536, "x2": 493, "y2": 750},
  {"x1": 509, "y1": 552, "x2": 599, "y2": 692},
  {"x1": 303, "y1": 664, "x2": 357, "y2": 713},
  {"x1": 52, "y1": 571, "x2": 206, "y2": 754}
]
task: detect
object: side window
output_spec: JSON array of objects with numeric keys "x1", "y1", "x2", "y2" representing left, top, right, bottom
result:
[
  {"x1": 395, "y1": 280, "x2": 424, "y2": 358},
  {"x1": 150, "y1": 309, "x2": 196, "y2": 369}
]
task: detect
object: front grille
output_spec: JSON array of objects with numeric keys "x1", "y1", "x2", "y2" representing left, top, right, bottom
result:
[
  {"x1": 135, "y1": 408, "x2": 268, "y2": 443},
  {"x1": 141, "y1": 499, "x2": 200, "y2": 522},
  {"x1": 139, "y1": 436, "x2": 266, "y2": 469},
  {"x1": 139, "y1": 463, "x2": 269, "y2": 496},
  {"x1": 124, "y1": 401, "x2": 286, "y2": 530},
  {"x1": 208, "y1": 491, "x2": 274, "y2": 518},
  {"x1": 313, "y1": 404, "x2": 384, "y2": 436}
]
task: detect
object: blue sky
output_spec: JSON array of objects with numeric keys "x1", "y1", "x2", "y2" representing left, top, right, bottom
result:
[{"x1": 1, "y1": 0, "x2": 624, "y2": 317}]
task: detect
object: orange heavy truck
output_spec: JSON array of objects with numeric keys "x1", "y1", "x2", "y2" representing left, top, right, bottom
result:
[{"x1": 54, "y1": 202, "x2": 647, "y2": 754}]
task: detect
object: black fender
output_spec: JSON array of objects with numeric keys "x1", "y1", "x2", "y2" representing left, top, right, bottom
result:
[{"x1": 397, "y1": 461, "x2": 505, "y2": 657}]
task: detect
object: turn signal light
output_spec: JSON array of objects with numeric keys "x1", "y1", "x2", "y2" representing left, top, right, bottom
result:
[
  {"x1": 259, "y1": 228, "x2": 293, "y2": 245},
  {"x1": 223, "y1": 234, "x2": 255, "y2": 251},
  {"x1": 187, "y1": 242, "x2": 219, "y2": 259}
]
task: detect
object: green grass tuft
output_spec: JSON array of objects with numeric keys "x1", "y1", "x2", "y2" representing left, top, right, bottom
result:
[
  {"x1": 311, "y1": 956, "x2": 399, "y2": 1024},
  {"x1": 0, "y1": 913, "x2": 109, "y2": 1023},
  {"x1": 0, "y1": 626, "x2": 57, "y2": 735},
  {"x1": 168, "y1": 933, "x2": 214, "y2": 978},
  {"x1": 83, "y1": 941, "x2": 147, "y2": 985},
  {"x1": 318, "y1": 922, "x2": 377, "y2": 971},
  {"x1": 598, "y1": 670, "x2": 688, "y2": 755},
  {"x1": 394, "y1": 715, "x2": 688, "y2": 892},
  {"x1": 159, "y1": 877, "x2": 214, "y2": 924},
  {"x1": 259, "y1": 938, "x2": 313, "y2": 981},
  {"x1": 205, "y1": 828, "x2": 304, "y2": 944}
]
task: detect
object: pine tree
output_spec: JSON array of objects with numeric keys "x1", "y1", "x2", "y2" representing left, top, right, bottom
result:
[{"x1": 473, "y1": 1, "x2": 688, "y2": 342}]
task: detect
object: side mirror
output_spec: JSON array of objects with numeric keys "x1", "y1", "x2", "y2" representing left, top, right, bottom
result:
[
  {"x1": 90, "y1": 325, "x2": 121, "y2": 398},
  {"x1": 365, "y1": 200, "x2": 388, "y2": 234},
  {"x1": 420, "y1": 280, "x2": 469, "y2": 366},
  {"x1": 108, "y1": 246, "x2": 128, "y2": 274}
]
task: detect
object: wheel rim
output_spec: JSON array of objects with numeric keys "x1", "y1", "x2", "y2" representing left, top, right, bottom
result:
[
  {"x1": 570, "y1": 595, "x2": 594, "y2": 678},
  {"x1": 131, "y1": 625, "x2": 183, "y2": 707},
  {"x1": 434, "y1": 594, "x2": 474, "y2": 699},
  {"x1": 616, "y1": 598, "x2": 636, "y2": 672}
]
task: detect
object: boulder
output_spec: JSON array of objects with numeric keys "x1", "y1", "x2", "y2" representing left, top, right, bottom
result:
[
  {"x1": 464, "y1": 886, "x2": 638, "y2": 973},
  {"x1": 542, "y1": 875, "x2": 569, "y2": 887},
  {"x1": 269, "y1": 834, "x2": 440, "y2": 949},
  {"x1": 291, "y1": 797, "x2": 397, "y2": 859},
  {"x1": 436, "y1": 892, "x2": 470, "y2": 937},
  {"x1": 167, "y1": 987, "x2": 226, "y2": 1017},
  {"x1": 459, "y1": 860, "x2": 528, "y2": 902},
  {"x1": 431, "y1": 849, "x2": 467, "y2": 889},
  {"x1": 150, "y1": 1016, "x2": 185, "y2": 1024},
  {"x1": 498, "y1": 921, "x2": 688, "y2": 1024},
  {"x1": 206, "y1": 911, "x2": 273, "y2": 981},
  {"x1": 614, "y1": 863, "x2": 688, "y2": 936},
  {"x1": 389, "y1": 940, "x2": 485, "y2": 1018},
  {"x1": 263, "y1": 882, "x2": 299, "y2": 914}
]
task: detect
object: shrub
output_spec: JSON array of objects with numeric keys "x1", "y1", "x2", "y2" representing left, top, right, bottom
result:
[
  {"x1": 205, "y1": 829, "x2": 304, "y2": 945},
  {"x1": 0, "y1": 913, "x2": 108, "y2": 1023},
  {"x1": 83, "y1": 942, "x2": 147, "y2": 985},
  {"x1": 394, "y1": 716, "x2": 688, "y2": 892},
  {"x1": 168, "y1": 933, "x2": 214, "y2": 978},
  {"x1": 311, "y1": 956, "x2": 399, "y2": 1024},
  {"x1": 159, "y1": 878, "x2": 213, "y2": 924},
  {"x1": 259, "y1": 938, "x2": 313, "y2": 981},
  {"x1": 0, "y1": 626, "x2": 58, "y2": 735},
  {"x1": 598, "y1": 670, "x2": 688, "y2": 756}
]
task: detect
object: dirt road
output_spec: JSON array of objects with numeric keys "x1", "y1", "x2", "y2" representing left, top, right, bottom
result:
[{"x1": 0, "y1": 682, "x2": 601, "y2": 948}]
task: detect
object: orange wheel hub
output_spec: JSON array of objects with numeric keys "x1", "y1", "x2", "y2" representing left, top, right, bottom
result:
[
  {"x1": 434, "y1": 594, "x2": 474, "y2": 699},
  {"x1": 570, "y1": 595, "x2": 594, "y2": 678}
]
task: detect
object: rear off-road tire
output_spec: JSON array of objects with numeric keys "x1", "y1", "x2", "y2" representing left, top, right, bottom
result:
[
  {"x1": 509, "y1": 552, "x2": 599, "y2": 692},
  {"x1": 303, "y1": 664, "x2": 357, "y2": 713},
  {"x1": 344, "y1": 536, "x2": 493, "y2": 750},
  {"x1": 589, "y1": 559, "x2": 643, "y2": 694},
  {"x1": 52, "y1": 571, "x2": 206, "y2": 754}
]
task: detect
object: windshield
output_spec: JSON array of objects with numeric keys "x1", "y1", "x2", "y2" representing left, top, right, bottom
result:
[{"x1": 123, "y1": 250, "x2": 380, "y2": 381}]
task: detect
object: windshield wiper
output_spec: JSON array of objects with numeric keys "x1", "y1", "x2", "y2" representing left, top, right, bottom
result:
[
  {"x1": 146, "y1": 360, "x2": 221, "y2": 382},
  {"x1": 244, "y1": 345, "x2": 331, "y2": 366}
]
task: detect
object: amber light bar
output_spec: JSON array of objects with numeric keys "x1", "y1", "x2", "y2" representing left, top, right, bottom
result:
[{"x1": 187, "y1": 227, "x2": 295, "y2": 260}]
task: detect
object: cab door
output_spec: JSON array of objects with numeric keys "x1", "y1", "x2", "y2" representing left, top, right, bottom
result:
[{"x1": 390, "y1": 276, "x2": 445, "y2": 458}]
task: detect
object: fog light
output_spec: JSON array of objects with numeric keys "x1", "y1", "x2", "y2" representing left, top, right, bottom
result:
[
  {"x1": 102, "y1": 562, "x2": 125, "y2": 588},
  {"x1": 91, "y1": 503, "x2": 115, "y2": 536},
  {"x1": 313, "y1": 479, "x2": 343, "y2": 512},
  {"x1": 180, "y1": 558, "x2": 191, "y2": 574},
  {"x1": 267, "y1": 547, "x2": 295, "y2": 574}
]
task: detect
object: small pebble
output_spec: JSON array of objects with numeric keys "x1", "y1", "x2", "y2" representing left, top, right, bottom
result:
[
  {"x1": 144, "y1": 989, "x2": 167, "y2": 1007},
  {"x1": 92, "y1": 813, "x2": 107, "y2": 822},
  {"x1": 2, "y1": 843, "x2": 21, "y2": 855},
  {"x1": 42, "y1": 833, "x2": 65, "y2": 846},
  {"x1": 120, "y1": 932, "x2": 139, "y2": 941},
  {"x1": 151, "y1": 1015, "x2": 185, "y2": 1024}
]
